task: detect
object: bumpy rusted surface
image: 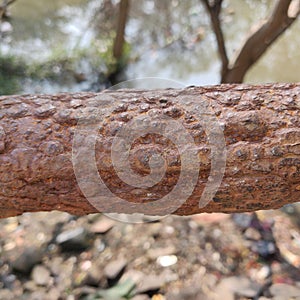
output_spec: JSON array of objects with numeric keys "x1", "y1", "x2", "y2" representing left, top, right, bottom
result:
[{"x1": 0, "y1": 83, "x2": 300, "y2": 218}]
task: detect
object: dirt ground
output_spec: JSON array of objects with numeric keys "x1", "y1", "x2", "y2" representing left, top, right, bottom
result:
[{"x1": 0, "y1": 205, "x2": 300, "y2": 300}]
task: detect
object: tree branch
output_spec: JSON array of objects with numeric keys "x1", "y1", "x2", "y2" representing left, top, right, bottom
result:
[
  {"x1": 223, "y1": 0, "x2": 300, "y2": 83},
  {"x1": 201, "y1": 0, "x2": 229, "y2": 79},
  {"x1": 113, "y1": 0, "x2": 130, "y2": 60},
  {"x1": 0, "y1": 0, "x2": 17, "y2": 19}
]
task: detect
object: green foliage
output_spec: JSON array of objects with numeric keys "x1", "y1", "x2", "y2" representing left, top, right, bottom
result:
[
  {"x1": 0, "y1": 55, "x2": 26, "y2": 95},
  {"x1": 0, "y1": 33, "x2": 131, "y2": 95},
  {"x1": 25, "y1": 48, "x2": 73, "y2": 80},
  {"x1": 0, "y1": 72, "x2": 20, "y2": 95}
]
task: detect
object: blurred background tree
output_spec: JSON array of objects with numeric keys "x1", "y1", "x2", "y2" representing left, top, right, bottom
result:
[
  {"x1": 201, "y1": 0, "x2": 300, "y2": 83},
  {"x1": 0, "y1": 0, "x2": 299, "y2": 95}
]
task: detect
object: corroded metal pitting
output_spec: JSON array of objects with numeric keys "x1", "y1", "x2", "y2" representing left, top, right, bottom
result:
[
  {"x1": 0, "y1": 83, "x2": 300, "y2": 218},
  {"x1": 72, "y1": 87, "x2": 226, "y2": 219},
  {"x1": 73, "y1": 102, "x2": 197, "y2": 217}
]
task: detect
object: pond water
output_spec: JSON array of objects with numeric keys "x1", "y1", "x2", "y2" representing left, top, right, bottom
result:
[{"x1": 1, "y1": 0, "x2": 300, "y2": 94}]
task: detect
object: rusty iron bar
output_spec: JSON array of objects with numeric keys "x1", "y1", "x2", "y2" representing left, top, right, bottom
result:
[{"x1": 0, "y1": 83, "x2": 300, "y2": 218}]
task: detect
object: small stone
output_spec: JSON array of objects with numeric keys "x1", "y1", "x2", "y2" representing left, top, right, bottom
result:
[
  {"x1": 90, "y1": 217, "x2": 115, "y2": 234},
  {"x1": 104, "y1": 258, "x2": 127, "y2": 280},
  {"x1": 48, "y1": 256, "x2": 63, "y2": 276},
  {"x1": 47, "y1": 287, "x2": 60, "y2": 300},
  {"x1": 136, "y1": 275, "x2": 164, "y2": 294},
  {"x1": 166, "y1": 286, "x2": 204, "y2": 300},
  {"x1": 157, "y1": 255, "x2": 178, "y2": 267},
  {"x1": 251, "y1": 240, "x2": 276, "y2": 258},
  {"x1": 270, "y1": 283, "x2": 300, "y2": 298},
  {"x1": 85, "y1": 264, "x2": 105, "y2": 286},
  {"x1": 23, "y1": 280, "x2": 37, "y2": 291},
  {"x1": 94, "y1": 238, "x2": 106, "y2": 252},
  {"x1": 80, "y1": 260, "x2": 92, "y2": 271},
  {"x1": 256, "y1": 265, "x2": 271, "y2": 281},
  {"x1": 56, "y1": 227, "x2": 93, "y2": 251},
  {"x1": 214, "y1": 276, "x2": 261, "y2": 299},
  {"x1": 232, "y1": 213, "x2": 253, "y2": 229},
  {"x1": 0, "y1": 289, "x2": 16, "y2": 300},
  {"x1": 192, "y1": 213, "x2": 230, "y2": 225},
  {"x1": 150, "y1": 295, "x2": 165, "y2": 300},
  {"x1": 31, "y1": 265, "x2": 51, "y2": 286},
  {"x1": 52, "y1": 257, "x2": 77, "y2": 288},
  {"x1": 121, "y1": 270, "x2": 145, "y2": 285},
  {"x1": 148, "y1": 246, "x2": 176, "y2": 259},
  {"x1": 1, "y1": 273, "x2": 17, "y2": 289},
  {"x1": 11, "y1": 246, "x2": 43, "y2": 274},
  {"x1": 30, "y1": 291, "x2": 49, "y2": 300},
  {"x1": 244, "y1": 227, "x2": 261, "y2": 240},
  {"x1": 159, "y1": 269, "x2": 178, "y2": 284}
]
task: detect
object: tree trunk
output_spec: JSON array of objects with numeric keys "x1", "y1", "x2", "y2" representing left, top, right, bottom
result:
[
  {"x1": 113, "y1": 0, "x2": 130, "y2": 60},
  {"x1": 0, "y1": 83, "x2": 300, "y2": 218}
]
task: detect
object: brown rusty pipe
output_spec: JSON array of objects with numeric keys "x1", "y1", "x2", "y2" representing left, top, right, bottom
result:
[{"x1": 0, "y1": 83, "x2": 300, "y2": 218}]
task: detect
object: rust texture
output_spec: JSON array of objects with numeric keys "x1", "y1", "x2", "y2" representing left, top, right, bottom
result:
[{"x1": 0, "y1": 83, "x2": 300, "y2": 218}]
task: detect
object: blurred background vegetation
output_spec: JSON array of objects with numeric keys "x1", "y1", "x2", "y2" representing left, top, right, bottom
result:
[{"x1": 0, "y1": 0, "x2": 299, "y2": 95}]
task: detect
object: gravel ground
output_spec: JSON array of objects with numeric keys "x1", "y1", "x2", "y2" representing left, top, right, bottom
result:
[{"x1": 0, "y1": 206, "x2": 300, "y2": 300}]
